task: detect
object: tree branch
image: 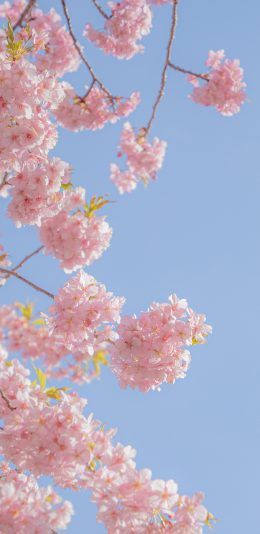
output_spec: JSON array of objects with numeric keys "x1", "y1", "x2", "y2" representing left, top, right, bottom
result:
[
  {"x1": 60, "y1": 0, "x2": 112, "y2": 99},
  {"x1": 168, "y1": 61, "x2": 209, "y2": 81},
  {"x1": 91, "y1": 0, "x2": 110, "y2": 19},
  {"x1": 13, "y1": 0, "x2": 36, "y2": 30},
  {"x1": 0, "y1": 388, "x2": 16, "y2": 411},
  {"x1": 0, "y1": 246, "x2": 44, "y2": 285},
  {"x1": 0, "y1": 267, "x2": 54, "y2": 300},
  {"x1": 0, "y1": 172, "x2": 9, "y2": 193},
  {"x1": 145, "y1": 0, "x2": 179, "y2": 134}
]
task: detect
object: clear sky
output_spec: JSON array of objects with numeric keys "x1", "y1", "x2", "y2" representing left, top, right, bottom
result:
[{"x1": 1, "y1": 1, "x2": 259, "y2": 532}]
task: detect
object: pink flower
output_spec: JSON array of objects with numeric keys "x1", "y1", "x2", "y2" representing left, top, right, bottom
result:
[
  {"x1": 8, "y1": 158, "x2": 70, "y2": 227},
  {"x1": 110, "y1": 122, "x2": 166, "y2": 193},
  {"x1": 189, "y1": 49, "x2": 246, "y2": 116},
  {"x1": 110, "y1": 294, "x2": 212, "y2": 391},
  {"x1": 54, "y1": 82, "x2": 140, "y2": 131},
  {"x1": 0, "y1": 464, "x2": 73, "y2": 533},
  {"x1": 39, "y1": 189, "x2": 113, "y2": 272},
  {"x1": 45, "y1": 270, "x2": 125, "y2": 355},
  {"x1": 84, "y1": 0, "x2": 152, "y2": 60}
]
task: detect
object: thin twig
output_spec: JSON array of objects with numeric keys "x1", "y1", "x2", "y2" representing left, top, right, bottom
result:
[
  {"x1": 0, "y1": 388, "x2": 16, "y2": 411},
  {"x1": 0, "y1": 267, "x2": 54, "y2": 300},
  {"x1": 91, "y1": 0, "x2": 109, "y2": 19},
  {"x1": 168, "y1": 61, "x2": 209, "y2": 81},
  {"x1": 0, "y1": 172, "x2": 9, "y2": 193},
  {"x1": 60, "y1": 0, "x2": 112, "y2": 99},
  {"x1": 145, "y1": 0, "x2": 179, "y2": 133},
  {"x1": 13, "y1": 0, "x2": 36, "y2": 30},
  {"x1": 0, "y1": 245, "x2": 44, "y2": 285}
]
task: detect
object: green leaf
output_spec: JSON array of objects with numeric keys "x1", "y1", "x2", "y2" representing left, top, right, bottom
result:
[{"x1": 34, "y1": 367, "x2": 47, "y2": 389}]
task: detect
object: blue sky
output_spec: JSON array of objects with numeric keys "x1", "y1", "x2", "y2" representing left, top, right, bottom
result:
[{"x1": 1, "y1": 0, "x2": 259, "y2": 532}]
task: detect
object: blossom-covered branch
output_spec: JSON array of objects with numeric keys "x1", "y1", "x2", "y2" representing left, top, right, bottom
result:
[{"x1": 13, "y1": 0, "x2": 36, "y2": 30}]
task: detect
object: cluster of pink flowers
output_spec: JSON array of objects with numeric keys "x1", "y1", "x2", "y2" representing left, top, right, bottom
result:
[
  {"x1": 54, "y1": 82, "x2": 140, "y2": 131},
  {"x1": 0, "y1": 347, "x2": 212, "y2": 532},
  {"x1": 7, "y1": 157, "x2": 71, "y2": 227},
  {"x1": 0, "y1": 53, "x2": 63, "y2": 174},
  {"x1": 29, "y1": 7, "x2": 80, "y2": 77},
  {"x1": 189, "y1": 50, "x2": 246, "y2": 116},
  {"x1": 111, "y1": 122, "x2": 167, "y2": 193},
  {"x1": 111, "y1": 294, "x2": 212, "y2": 391},
  {"x1": 0, "y1": 303, "x2": 110, "y2": 385},
  {"x1": 85, "y1": 0, "x2": 152, "y2": 60},
  {"x1": 0, "y1": 3, "x2": 80, "y2": 76},
  {"x1": 39, "y1": 188, "x2": 113, "y2": 272},
  {"x1": 45, "y1": 270, "x2": 125, "y2": 355},
  {"x1": 0, "y1": 463, "x2": 73, "y2": 533},
  {"x1": 0, "y1": 0, "x2": 27, "y2": 21},
  {"x1": 0, "y1": 352, "x2": 100, "y2": 487}
]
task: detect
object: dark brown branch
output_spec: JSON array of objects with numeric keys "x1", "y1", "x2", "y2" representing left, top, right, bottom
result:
[
  {"x1": 0, "y1": 267, "x2": 54, "y2": 300},
  {"x1": 60, "y1": 0, "x2": 112, "y2": 99},
  {"x1": 13, "y1": 0, "x2": 36, "y2": 30},
  {"x1": 0, "y1": 246, "x2": 44, "y2": 285},
  {"x1": 145, "y1": 0, "x2": 179, "y2": 133},
  {"x1": 168, "y1": 61, "x2": 209, "y2": 81},
  {"x1": 0, "y1": 388, "x2": 16, "y2": 411},
  {"x1": 91, "y1": 0, "x2": 110, "y2": 19},
  {"x1": 0, "y1": 172, "x2": 9, "y2": 193}
]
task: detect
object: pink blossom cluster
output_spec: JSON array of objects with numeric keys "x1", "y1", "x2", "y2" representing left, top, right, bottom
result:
[
  {"x1": 54, "y1": 82, "x2": 140, "y2": 131},
  {"x1": 45, "y1": 270, "x2": 125, "y2": 355},
  {"x1": 111, "y1": 122, "x2": 167, "y2": 193},
  {"x1": 86, "y1": 429, "x2": 211, "y2": 532},
  {"x1": 111, "y1": 294, "x2": 212, "y2": 391},
  {"x1": 0, "y1": 302, "x2": 110, "y2": 385},
  {"x1": 85, "y1": 0, "x2": 152, "y2": 60},
  {"x1": 0, "y1": 4, "x2": 80, "y2": 77},
  {"x1": 0, "y1": 463, "x2": 73, "y2": 533},
  {"x1": 0, "y1": 0, "x2": 27, "y2": 22},
  {"x1": 0, "y1": 354, "x2": 98, "y2": 487},
  {"x1": 189, "y1": 50, "x2": 246, "y2": 116},
  {"x1": 0, "y1": 53, "x2": 64, "y2": 174},
  {"x1": 29, "y1": 7, "x2": 80, "y2": 77},
  {"x1": 0, "y1": 348, "x2": 212, "y2": 531},
  {"x1": 7, "y1": 157, "x2": 71, "y2": 227},
  {"x1": 39, "y1": 188, "x2": 113, "y2": 272}
]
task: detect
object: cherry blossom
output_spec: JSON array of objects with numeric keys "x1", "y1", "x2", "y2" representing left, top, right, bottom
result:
[
  {"x1": 110, "y1": 122, "x2": 167, "y2": 193},
  {"x1": 0, "y1": 463, "x2": 74, "y2": 533},
  {"x1": 45, "y1": 270, "x2": 125, "y2": 354},
  {"x1": 54, "y1": 82, "x2": 140, "y2": 131},
  {"x1": 110, "y1": 294, "x2": 212, "y2": 391},
  {"x1": 189, "y1": 50, "x2": 246, "y2": 116},
  {"x1": 7, "y1": 157, "x2": 71, "y2": 227},
  {"x1": 85, "y1": 0, "x2": 152, "y2": 60},
  {"x1": 39, "y1": 189, "x2": 113, "y2": 272}
]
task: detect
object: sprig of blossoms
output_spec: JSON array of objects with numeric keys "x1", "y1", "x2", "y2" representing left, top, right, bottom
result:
[
  {"x1": 84, "y1": 0, "x2": 153, "y2": 60},
  {"x1": 110, "y1": 122, "x2": 167, "y2": 193},
  {"x1": 54, "y1": 82, "x2": 140, "y2": 131},
  {"x1": 189, "y1": 49, "x2": 246, "y2": 116},
  {"x1": 110, "y1": 294, "x2": 212, "y2": 391}
]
